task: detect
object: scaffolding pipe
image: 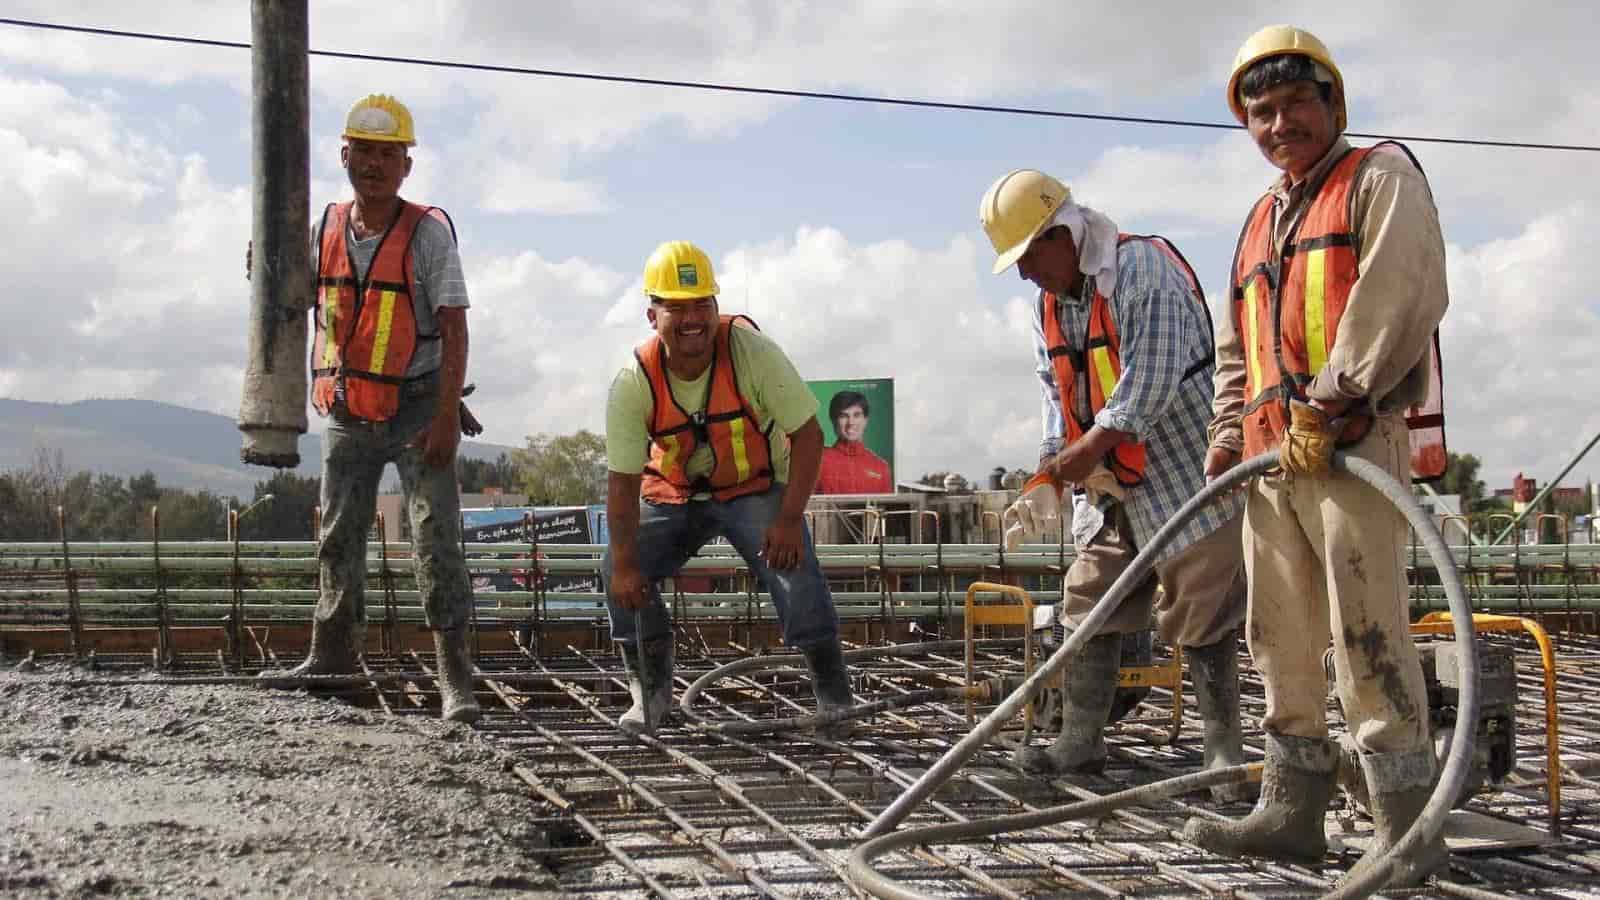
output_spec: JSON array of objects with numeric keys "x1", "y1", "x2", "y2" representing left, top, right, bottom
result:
[{"x1": 238, "y1": 0, "x2": 310, "y2": 468}]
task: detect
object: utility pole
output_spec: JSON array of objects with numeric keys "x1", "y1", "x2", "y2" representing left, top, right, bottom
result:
[{"x1": 238, "y1": 0, "x2": 310, "y2": 468}]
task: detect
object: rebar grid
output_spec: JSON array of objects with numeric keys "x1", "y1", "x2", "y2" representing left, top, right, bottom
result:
[
  {"x1": 10, "y1": 537, "x2": 1600, "y2": 895},
  {"x1": 13, "y1": 635, "x2": 1594, "y2": 897}
]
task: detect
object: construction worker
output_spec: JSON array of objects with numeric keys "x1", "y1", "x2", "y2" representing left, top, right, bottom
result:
[
  {"x1": 254, "y1": 94, "x2": 479, "y2": 723},
  {"x1": 981, "y1": 170, "x2": 1250, "y2": 801},
  {"x1": 1186, "y1": 26, "x2": 1450, "y2": 889},
  {"x1": 603, "y1": 241, "x2": 854, "y2": 738}
]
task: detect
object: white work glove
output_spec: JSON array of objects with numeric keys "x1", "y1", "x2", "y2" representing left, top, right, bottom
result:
[
  {"x1": 1075, "y1": 490, "x2": 1113, "y2": 547},
  {"x1": 1002, "y1": 479, "x2": 1061, "y2": 550}
]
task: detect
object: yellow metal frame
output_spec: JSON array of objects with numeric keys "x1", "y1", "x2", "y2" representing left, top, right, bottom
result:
[
  {"x1": 964, "y1": 582, "x2": 1034, "y2": 726},
  {"x1": 962, "y1": 582, "x2": 1184, "y2": 742},
  {"x1": 1116, "y1": 646, "x2": 1185, "y2": 744},
  {"x1": 1411, "y1": 612, "x2": 1561, "y2": 831}
]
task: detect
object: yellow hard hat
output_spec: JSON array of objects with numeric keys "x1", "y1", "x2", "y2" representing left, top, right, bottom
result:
[
  {"x1": 979, "y1": 169, "x2": 1071, "y2": 275},
  {"x1": 343, "y1": 94, "x2": 417, "y2": 146},
  {"x1": 643, "y1": 241, "x2": 719, "y2": 301},
  {"x1": 1227, "y1": 25, "x2": 1346, "y2": 131}
]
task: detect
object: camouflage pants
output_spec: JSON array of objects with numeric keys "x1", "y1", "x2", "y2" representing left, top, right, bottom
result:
[{"x1": 317, "y1": 373, "x2": 471, "y2": 633}]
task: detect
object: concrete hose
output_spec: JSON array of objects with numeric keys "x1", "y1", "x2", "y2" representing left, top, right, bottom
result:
[
  {"x1": 847, "y1": 450, "x2": 1479, "y2": 900},
  {"x1": 677, "y1": 638, "x2": 1024, "y2": 733}
]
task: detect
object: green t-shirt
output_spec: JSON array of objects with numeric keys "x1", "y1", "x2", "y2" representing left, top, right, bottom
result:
[{"x1": 606, "y1": 324, "x2": 817, "y2": 487}]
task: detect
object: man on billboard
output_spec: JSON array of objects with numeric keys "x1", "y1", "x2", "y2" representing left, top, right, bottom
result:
[
  {"x1": 980, "y1": 168, "x2": 1250, "y2": 802},
  {"x1": 602, "y1": 240, "x2": 855, "y2": 739},
  {"x1": 817, "y1": 390, "x2": 892, "y2": 494}
]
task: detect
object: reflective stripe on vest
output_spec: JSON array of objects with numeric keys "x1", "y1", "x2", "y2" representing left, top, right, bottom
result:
[
  {"x1": 637, "y1": 314, "x2": 775, "y2": 504},
  {"x1": 1040, "y1": 234, "x2": 1210, "y2": 488},
  {"x1": 1230, "y1": 141, "x2": 1447, "y2": 481}
]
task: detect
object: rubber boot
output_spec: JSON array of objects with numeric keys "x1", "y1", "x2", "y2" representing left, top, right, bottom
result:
[
  {"x1": 434, "y1": 628, "x2": 481, "y2": 724},
  {"x1": 1183, "y1": 731, "x2": 1337, "y2": 864},
  {"x1": 1187, "y1": 633, "x2": 1254, "y2": 804},
  {"x1": 619, "y1": 635, "x2": 675, "y2": 737},
  {"x1": 1015, "y1": 632, "x2": 1122, "y2": 775},
  {"x1": 1334, "y1": 749, "x2": 1449, "y2": 890},
  {"x1": 802, "y1": 639, "x2": 856, "y2": 739},
  {"x1": 259, "y1": 617, "x2": 360, "y2": 682}
]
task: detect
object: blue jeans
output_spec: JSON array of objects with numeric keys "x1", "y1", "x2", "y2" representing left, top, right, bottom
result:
[{"x1": 603, "y1": 485, "x2": 839, "y2": 650}]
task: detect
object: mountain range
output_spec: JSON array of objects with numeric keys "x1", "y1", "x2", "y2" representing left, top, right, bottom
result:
[{"x1": 0, "y1": 397, "x2": 520, "y2": 499}]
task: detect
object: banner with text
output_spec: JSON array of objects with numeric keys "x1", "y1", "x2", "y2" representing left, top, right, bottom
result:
[{"x1": 461, "y1": 506, "x2": 602, "y2": 595}]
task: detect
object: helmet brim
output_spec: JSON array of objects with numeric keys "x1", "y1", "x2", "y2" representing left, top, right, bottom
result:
[
  {"x1": 342, "y1": 130, "x2": 416, "y2": 147},
  {"x1": 645, "y1": 289, "x2": 720, "y2": 302},
  {"x1": 989, "y1": 215, "x2": 1052, "y2": 275}
]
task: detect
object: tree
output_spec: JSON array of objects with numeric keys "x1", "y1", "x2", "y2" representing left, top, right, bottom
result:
[
  {"x1": 154, "y1": 488, "x2": 231, "y2": 540},
  {"x1": 2, "y1": 450, "x2": 72, "y2": 539},
  {"x1": 238, "y1": 471, "x2": 321, "y2": 541},
  {"x1": 457, "y1": 452, "x2": 518, "y2": 494},
  {"x1": 1437, "y1": 452, "x2": 1487, "y2": 513},
  {"x1": 514, "y1": 431, "x2": 606, "y2": 504},
  {"x1": 0, "y1": 474, "x2": 21, "y2": 540}
]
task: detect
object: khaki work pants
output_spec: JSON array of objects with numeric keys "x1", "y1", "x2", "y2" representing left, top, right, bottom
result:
[
  {"x1": 1061, "y1": 503, "x2": 1247, "y2": 649},
  {"x1": 1244, "y1": 413, "x2": 1430, "y2": 752}
]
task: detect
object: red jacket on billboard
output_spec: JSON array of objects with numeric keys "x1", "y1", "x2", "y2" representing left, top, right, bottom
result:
[{"x1": 817, "y1": 439, "x2": 891, "y2": 494}]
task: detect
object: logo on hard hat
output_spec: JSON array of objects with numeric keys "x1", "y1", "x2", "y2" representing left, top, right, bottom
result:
[
  {"x1": 677, "y1": 264, "x2": 699, "y2": 287},
  {"x1": 350, "y1": 107, "x2": 400, "y2": 136},
  {"x1": 1040, "y1": 192, "x2": 1056, "y2": 208}
]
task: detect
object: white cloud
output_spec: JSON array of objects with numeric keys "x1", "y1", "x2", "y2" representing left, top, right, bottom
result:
[
  {"x1": 1073, "y1": 136, "x2": 1268, "y2": 228},
  {"x1": 715, "y1": 227, "x2": 1043, "y2": 479},
  {"x1": 3, "y1": 2, "x2": 1599, "y2": 500},
  {"x1": 1439, "y1": 206, "x2": 1600, "y2": 488},
  {"x1": 6, "y1": 2, "x2": 1595, "y2": 235},
  {"x1": 452, "y1": 226, "x2": 1046, "y2": 481}
]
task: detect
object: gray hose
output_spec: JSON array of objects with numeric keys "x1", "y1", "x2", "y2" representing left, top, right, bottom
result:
[
  {"x1": 850, "y1": 450, "x2": 1479, "y2": 900},
  {"x1": 849, "y1": 763, "x2": 1260, "y2": 900},
  {"x1": 677, "y1": 638, "x2": 1022, "y2": 732}
]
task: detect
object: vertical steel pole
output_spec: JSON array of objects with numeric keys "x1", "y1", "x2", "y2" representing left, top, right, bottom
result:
[{"x1": 239, "y1": 0, "x2": 311, "y2": 468}]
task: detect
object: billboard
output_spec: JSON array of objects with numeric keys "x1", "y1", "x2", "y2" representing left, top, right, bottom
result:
[
  {"x1": 461, "y1": 506, "x2": 606, "y2": 596},
  {"x1": 807, "y1": 377, "x2": 895, "y2": 495}
]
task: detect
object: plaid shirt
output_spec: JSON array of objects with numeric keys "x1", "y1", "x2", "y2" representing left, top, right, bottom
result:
[{"x1": 1033, "y1": 238, "x2": 1244, "y2": 565}]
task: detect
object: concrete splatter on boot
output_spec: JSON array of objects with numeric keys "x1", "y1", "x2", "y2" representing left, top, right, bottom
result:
[
  {"x1": 258, "y1": 618, "x2": 360, "y2": 683},
  {"x1": 434, "y1": 628, "x2": 481, "y2": 724},
  {"x1": 1334, "y1": 749, "x2": 1449, "y2": 890},
  {"x1": 1015, "y1": 632, "x2": 1121, "y2": 775},
  {"x1": 1183, "y1": 731, "x2": 1337, "y2": 864},
  {"x1": 619, "y1": 636, "x2": 675, "y2": 737},
  {"x1": 1187, "y1": 633, "x2": 1254, "y2": 804},
  {"x1": 802, "y1": 640, "x2": 856, "y2": 739}
]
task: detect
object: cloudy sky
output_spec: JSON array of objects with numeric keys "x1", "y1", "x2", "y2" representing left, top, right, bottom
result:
[{"x1": 1, "y1": 2, "x2": 1596, "y2": 494}]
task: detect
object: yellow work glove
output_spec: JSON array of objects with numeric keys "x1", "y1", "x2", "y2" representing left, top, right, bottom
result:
[
  {"x1": 1002, "y1": 475, "x2": 1061, "y2": 550},
  {"x1": 1282, "y1": 399, "x2": 1336, "y2": 478}
]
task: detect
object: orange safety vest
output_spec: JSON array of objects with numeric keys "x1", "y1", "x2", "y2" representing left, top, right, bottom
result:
[
  {"x1": 1041, "y1": 234, "x2": 1211, "y2": 487},
  {"x1": 638, "y1": 314, "x2": 775, "y2": 504},
  {"x1": 1230, "y1": 142, "x2": 1447, "y2": 481},
  {"x1": 311, "y1": 200, "x2": 455, "y2": 422}
]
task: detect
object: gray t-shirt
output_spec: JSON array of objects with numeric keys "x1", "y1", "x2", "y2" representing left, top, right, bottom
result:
[{"x1": 311, "y1": 206, "x2": 470, "y2": 378}]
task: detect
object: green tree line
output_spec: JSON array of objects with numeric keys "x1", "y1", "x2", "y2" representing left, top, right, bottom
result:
[{"x1": 1, "y1": 430, "x2": 610, "y2": 544}]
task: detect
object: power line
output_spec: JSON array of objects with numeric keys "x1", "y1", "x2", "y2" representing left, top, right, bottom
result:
[{"x1": 4, "y1": 15, "x2": 1598, "y2": 154}]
